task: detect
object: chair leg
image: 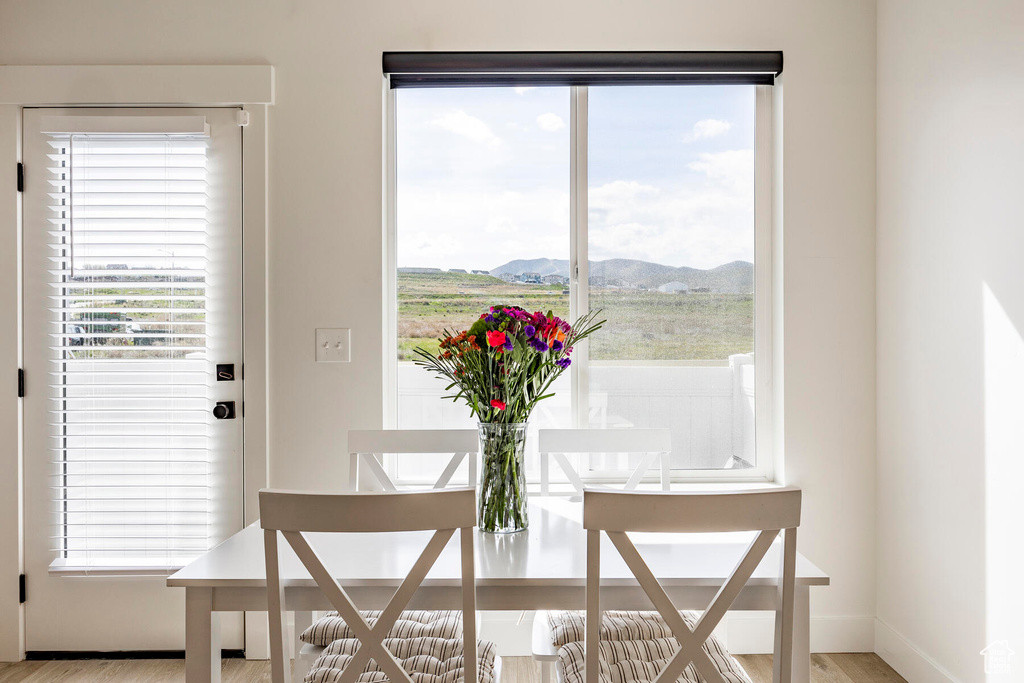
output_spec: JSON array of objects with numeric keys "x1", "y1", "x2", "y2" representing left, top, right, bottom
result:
[{"x1": 292, "y1": 611, "x2": 313, "y2": 683}]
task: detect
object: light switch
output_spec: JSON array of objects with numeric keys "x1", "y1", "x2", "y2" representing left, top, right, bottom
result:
[{"x1": 316, "y1": 328, "x2": 351, "y2": 363}]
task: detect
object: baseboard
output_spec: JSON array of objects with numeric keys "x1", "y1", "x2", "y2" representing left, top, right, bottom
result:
[
  {"x1": 25, "y1": 649, "x2": 245, "y2": 660},
  {"x1": 480, "y1": 611, "x2": 875, "y2": 656},
  {"x1": 874, "y1": 619, "x2": 961, "y2": 683},
  {"x1": 725, "y1": 614, "x2": 875, "y2": 654}
]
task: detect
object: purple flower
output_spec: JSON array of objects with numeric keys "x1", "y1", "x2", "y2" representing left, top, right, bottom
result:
[
  {"x1": 529, "y1": 337, "x2": 549, "y2": 353},
  {"x1": 484, "y1": 314, "x2": 495, "y2": 323},
  {"x1": 556, "y1": 357, "x2": 571, "y2": 369},
  {"x1": 551, "y1": 339, "x2": 564, "y2": 352},
  {"x1": 503, "y1": 335, "x2": 514, "y2": 351},
  {"x1": 524, "y1": 325, "x2": 536, "y2": 338}
]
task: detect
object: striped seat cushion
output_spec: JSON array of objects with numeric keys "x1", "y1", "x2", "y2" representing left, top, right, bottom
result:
[
  {"x1": 304, "y1": 636, "x2": 497, "y2": 683},
  {"x1": 546, "y1": 611, "x2": 678, "y2": 648},
  {"x1": 550, "y1": 612, "x2": 751, "y2": 683},
  {"x1": 557, "y1": 638, "x2": 751, "y2": 683},
  {"x1": 301, "y1": 610, "x2": 463, "y2": 647}
]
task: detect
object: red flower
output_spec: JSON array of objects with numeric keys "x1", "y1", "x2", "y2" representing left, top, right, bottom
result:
[
  {"x1": 490, "y1": 399, "x2": 506, "y2": 410},
  {"x1": 486, "y1": 330, "x2": 506, "y2": 348}
]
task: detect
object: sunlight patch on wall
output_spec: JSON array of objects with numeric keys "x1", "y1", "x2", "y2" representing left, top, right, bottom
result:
[{"x1": 982, "y1": 282, "x2": 1024, "y2": 678}]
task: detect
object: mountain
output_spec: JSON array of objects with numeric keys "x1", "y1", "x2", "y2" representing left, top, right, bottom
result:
[
  {"x1": 489, "y1": 258, "x2": 570, "y2": 278},
  {"x1": 489, "y1": 257, "x2": 753, "y2": 293}
]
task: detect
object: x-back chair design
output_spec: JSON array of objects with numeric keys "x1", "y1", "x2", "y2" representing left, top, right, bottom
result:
[
  {"x1": 581, "y1": 487, "x2": 801, "y2": 683},
  {"x1": 260, "y1": 487, "x2": 482, "y2": 683},
  {"x1": 538, "y1": 429, "x2": 672, "y2": 496},
  {"x1": 348, "y1": 429, "x2": 479, "y2": 491}
]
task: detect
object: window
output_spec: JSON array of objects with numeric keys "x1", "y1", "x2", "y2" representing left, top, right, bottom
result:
[{"x1": 384, "y1": 54, "x2": 775, "y2": 482}]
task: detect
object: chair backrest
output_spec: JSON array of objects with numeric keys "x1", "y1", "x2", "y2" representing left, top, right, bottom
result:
[
  {"x1": 260, "y1": 487, "x2": 479, "y2": 683},
  {"x1": 582, "y1": 487, "x2": 801, "y2": 683},
  {"x1": 348, "y1": 429, "x2": 479, "y2": 492},
  {"x1": 538, "y1": 428, "x2": 672, "y2": 495}
]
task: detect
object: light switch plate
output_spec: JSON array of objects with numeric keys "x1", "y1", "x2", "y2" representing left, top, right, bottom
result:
[{"x1": 316, "y1": 328, "x2": 351, "y2": 363}]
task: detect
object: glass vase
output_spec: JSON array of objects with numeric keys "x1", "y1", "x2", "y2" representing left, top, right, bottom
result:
[{"x1": 477, "y1": 422, "x2": 529, "y2": 533}]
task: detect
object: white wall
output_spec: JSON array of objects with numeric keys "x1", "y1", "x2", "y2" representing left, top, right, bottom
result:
[
  {"x1": 0, "y1": 0, "x2": 877, "y2": 654},
  {"x1": 876, "y1": 1, "x2": 1024, "y2": 680}
]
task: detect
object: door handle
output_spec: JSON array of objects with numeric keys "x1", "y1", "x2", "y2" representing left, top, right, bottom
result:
[{"x1": 213, "y1": 401, "x2": 236, "y2": 420}]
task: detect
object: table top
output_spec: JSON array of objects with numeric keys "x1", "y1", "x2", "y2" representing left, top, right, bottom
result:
[{"x1": 168, "y1": 497, "x2": 828, "y2": 589}]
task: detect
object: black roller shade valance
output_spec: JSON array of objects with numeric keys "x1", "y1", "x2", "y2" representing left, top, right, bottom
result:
[{"x1": 383, "y1": 51, "x2": 782, "y2": 88}]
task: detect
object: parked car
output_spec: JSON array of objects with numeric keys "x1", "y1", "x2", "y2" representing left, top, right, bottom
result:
[{"x1": 66, "y1": 324, "x2": 86, "y2": 346}]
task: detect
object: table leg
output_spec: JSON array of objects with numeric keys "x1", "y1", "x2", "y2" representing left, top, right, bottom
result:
[
  {"x1": 792, "y1": 585, "x2": 810, "y2": 683},
  {"x1": 185, "y1": 587, "x2": 222, "y2": 683},
  {"x1": 293, "y1": 611, "x2": 313, "y2": 683}
]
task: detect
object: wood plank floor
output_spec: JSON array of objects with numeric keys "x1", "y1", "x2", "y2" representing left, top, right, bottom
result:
[{"x1": 0, "y1": 654, "x2": 905, "y2": 683}]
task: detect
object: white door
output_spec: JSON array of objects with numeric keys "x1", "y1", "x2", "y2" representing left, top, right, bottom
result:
[{"x1": 22, "y1": 108, "x2": 244, "y2": 651}]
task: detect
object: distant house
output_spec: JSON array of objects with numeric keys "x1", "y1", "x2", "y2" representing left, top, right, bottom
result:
[
  {"x1": 448, "y1": 268, "x2": 466, "y2": 273},
  {"x1": 657, "y1": 281, "x2": 689, "y2": 293},
  {"x1": 498, "y1": 272, "x2": 516, "y2": 283},
  {"x1": 520, "y1": 272, "x2": 542, "y2": 284},
  {"x1": 542, "y1": 274, "x2": 569, "y2": 285},
  {"x1": 398, "y1": 267, "x2": 442, "y2": 274},
  {"x1": 471, "y1": 269, "x2": 489, "y2": 275}
]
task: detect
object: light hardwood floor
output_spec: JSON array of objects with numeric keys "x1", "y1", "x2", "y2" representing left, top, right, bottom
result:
[{"x1": 0, "y1": 654, "x2": 905, "y2": 683}]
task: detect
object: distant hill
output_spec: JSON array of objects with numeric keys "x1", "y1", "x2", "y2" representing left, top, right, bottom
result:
[
  {"x1": 489, "y1": 257, "x2": 753, "y2": 293},
  {"x1": 489, "y1": 258, "x2": 570, "y2": 278}
]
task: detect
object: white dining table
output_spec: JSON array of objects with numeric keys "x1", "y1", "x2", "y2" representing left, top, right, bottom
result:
[{"x1": 168, "y1": 497, "x2": 828, "y2": 683}]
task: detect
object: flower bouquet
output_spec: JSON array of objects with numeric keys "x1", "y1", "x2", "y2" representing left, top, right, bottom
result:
[{"x1": 413, "y1": 306, "x2": 603, "y2": 532}]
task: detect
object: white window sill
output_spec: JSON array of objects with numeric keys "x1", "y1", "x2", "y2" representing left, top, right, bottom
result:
[{"x1": 49, "y1": 559, "x2": 185, "y2": 578}]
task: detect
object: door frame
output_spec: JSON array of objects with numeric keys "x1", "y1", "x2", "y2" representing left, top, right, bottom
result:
[{"x1": 0, "y1": 65, "x2": 275, "y2": 662}]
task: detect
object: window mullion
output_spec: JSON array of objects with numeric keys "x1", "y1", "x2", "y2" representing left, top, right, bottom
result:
[
  {"x1": 383, "y1": 79, "x2": 399, "y2": 430},
  {"x1": 570, "y1": 85, "x2": 589, "y2": 430}
]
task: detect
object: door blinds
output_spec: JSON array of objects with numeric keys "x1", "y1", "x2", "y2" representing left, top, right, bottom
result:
[{"x1": 43, "y1": 118, "x2": 214, "y2": 570}]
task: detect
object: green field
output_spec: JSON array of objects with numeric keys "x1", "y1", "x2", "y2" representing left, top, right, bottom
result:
[{"x1": 398, "y1": 272, "x2": 753, "y2": 362}]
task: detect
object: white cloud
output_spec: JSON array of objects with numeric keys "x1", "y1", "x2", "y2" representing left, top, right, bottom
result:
[
  {"x1": 683, "y1": 118, "x2": 732, "y2": 143},
  {"x1": 396, "y1": 145, "x2": 756, "y2": 272},
  {"x1": 584, "y1": 150, "x2": 755, "y2": 269},
  {"x1": 536, "y1": 113, "x2": 566, "y2": 132},
  {"x1": 514, "y1": 87, "x2": 536, "y2": 95},
  {"x1": 397, "y1": 187, "x2": 569, "y2": 271},
  {"x1": 429, "y1": 110, "x2": 501, "y2": 146},
  {"x1": 688, "y1": 150, "x2": 754, "y2": 193}
]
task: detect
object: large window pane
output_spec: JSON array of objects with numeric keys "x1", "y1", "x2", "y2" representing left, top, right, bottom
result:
[
  {"x1": 394, "y1": 87, "x2": 571, "y2": 481},
  {"x1": 586, "y1": 86, "x2": 756, "y2": 470}
]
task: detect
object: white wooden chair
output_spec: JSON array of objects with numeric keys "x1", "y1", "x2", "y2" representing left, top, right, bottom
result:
[
  {"x1": 533, "y1": 428, "x2": 672, "y2": 682},
  {"x1": 261, "y1": 487, "x2": 498, "y2": 683},
  {"x1": 556, "y1": 488, "x2": 802, "y2": 683},
  {"x1": 348, "y1": 429, "x2": 479, "y2": 492},
  {"x1": 288, "y1": 430, "x2": 480, "y2": 683},
  {"x1": 537, "y1": 428, "x2": 672, "y2": 497}
]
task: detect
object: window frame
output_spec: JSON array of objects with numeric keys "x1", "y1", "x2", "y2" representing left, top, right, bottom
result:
[{"x1": 382, "y1": 79, "x2": 775, "y2": 483}]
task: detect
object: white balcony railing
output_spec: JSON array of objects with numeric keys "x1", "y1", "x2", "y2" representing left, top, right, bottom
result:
[{"x1": 395, "y1": 353, "x2": 755, "y2": 481}]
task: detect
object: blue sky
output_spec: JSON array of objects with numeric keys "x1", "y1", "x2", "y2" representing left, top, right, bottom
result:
[{"x1": 396, "y1": 85, "x2": 755, "y2": 272}]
